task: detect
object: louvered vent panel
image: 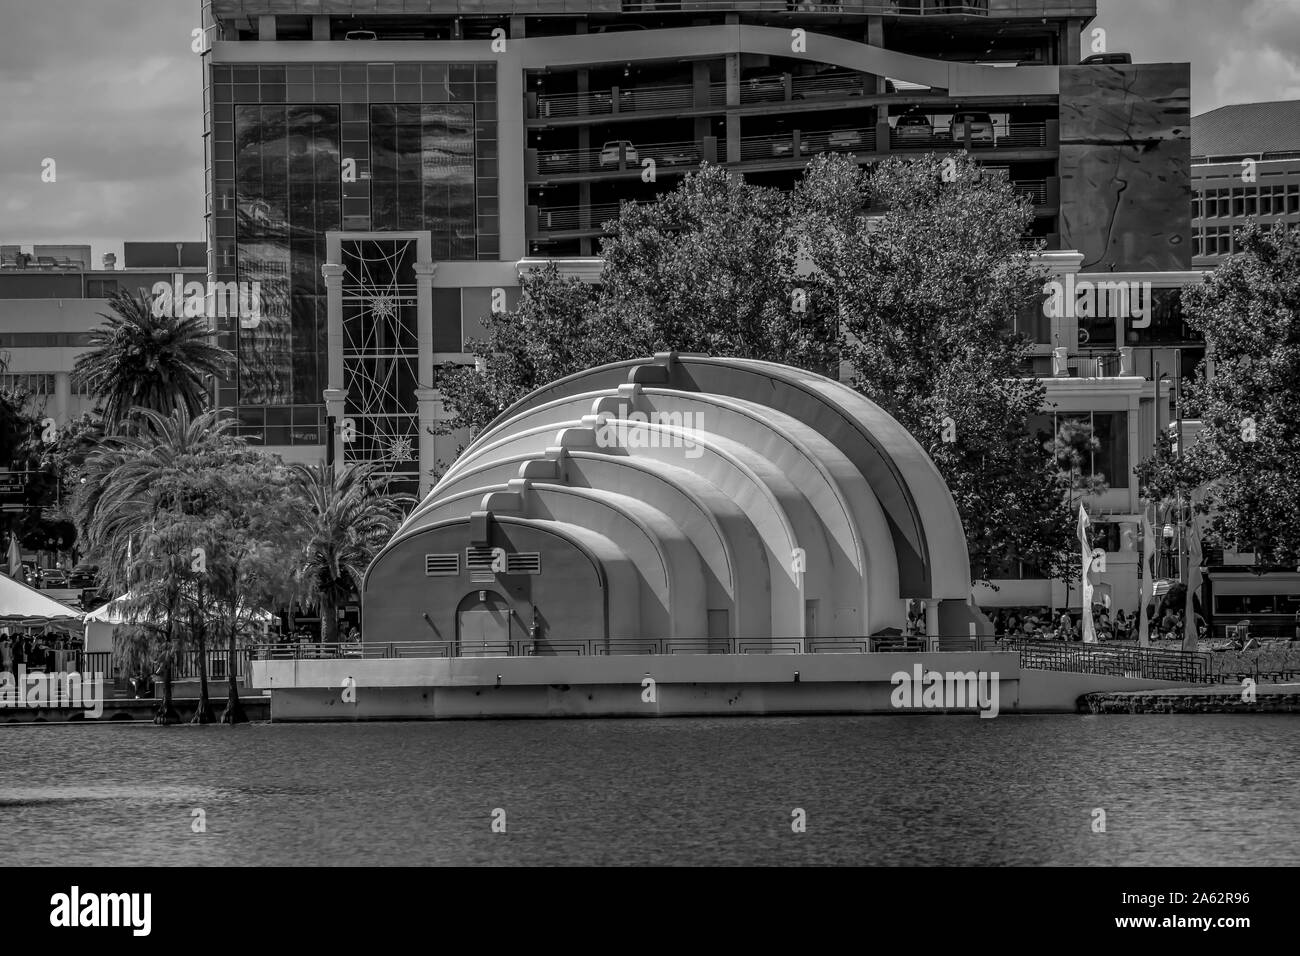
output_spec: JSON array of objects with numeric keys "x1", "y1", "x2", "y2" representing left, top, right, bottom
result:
[
  {"x1": 425, "y1": 553, "x2": 459, "y2": 576},
  {"x1": 507, "y1": 552, "x2": 541, "y2": 574}
]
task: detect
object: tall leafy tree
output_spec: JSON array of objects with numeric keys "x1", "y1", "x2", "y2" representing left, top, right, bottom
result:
[
  {"x1": 80, "y1": 406, "x2": 303, "y2": 724},
  {"x1": 438, "y1": 163, "x2": 836, "y2": 435},
  {"x1": 79, "y1": 408, "x2": 239, "y2": 722},
  {"x1": 287, "y1": 462, "x2": 413, "y2": 645},
  {"x1": 441, "y1": 154, "x2": 1074, "y2": 583},
  {"x1": 1141, "y1": 222, "x2": 1300, "y2": 564},
  {"x1": 203, "y1": 459, "x2": 300, "y2": 724},
  {"x1": 799, "y1": 153, "x2": 1071, "y2": 583},
  {"x1": 436, "y1": 263, "x2": 606, "y2": 436},
  {"x1": 599, "y1": 162, "x2": 837, "y2": 371},
  {"x1": 73, "y1": 288, "x2": 229, "y2": 431}
]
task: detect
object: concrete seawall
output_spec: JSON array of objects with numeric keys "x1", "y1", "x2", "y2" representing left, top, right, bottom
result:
[
  {"x1": 1083, "y1": 684, "x2": 1300, "y2": 714},
  {"x1": 251, "y1": 652, "x2": 1197, "y2": 720},
  {"x1": 0, "y1": 696, "x2": 271, "y2": 724}
]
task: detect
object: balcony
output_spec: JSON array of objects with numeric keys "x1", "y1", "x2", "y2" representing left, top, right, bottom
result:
[{"x1": 1045, "y1": 348, "x2": 1136, "y2": 378}]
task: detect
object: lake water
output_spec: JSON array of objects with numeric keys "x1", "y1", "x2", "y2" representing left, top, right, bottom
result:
[{"x1": 1, "y1": 716, "x2": 1296, "y2": 866}]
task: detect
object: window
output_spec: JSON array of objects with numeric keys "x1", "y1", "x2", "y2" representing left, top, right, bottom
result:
[
  {"x1": 86, "y1": 278, "x2": 118, "y2": 298},
  {"x1": 0, "y1": 373, "x2": 54, "y2": 396},
  {"x1": 1030, "y1": 409, "x2": 1129, "y2": 490}
]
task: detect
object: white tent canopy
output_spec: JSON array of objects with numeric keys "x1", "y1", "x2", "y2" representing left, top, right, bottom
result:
[
  {"x1": 83, "y1": 592, "x2": 275, "y2": 653},
  {"x1": 0, "y1": 572, "x2": 83, "y2": 626}
]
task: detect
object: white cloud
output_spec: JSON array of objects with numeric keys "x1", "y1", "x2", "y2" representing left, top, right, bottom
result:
[{"x1": 1212, "y1": 47, "x2": 1300, "y2": 107}]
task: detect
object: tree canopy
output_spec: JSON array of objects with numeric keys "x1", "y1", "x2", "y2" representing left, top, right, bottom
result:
[
  {"x1": 440, "y1": 155, "x2": 1075, "y2": 584},
  {"x1": 1141, "y1": 222, "x2": 1300, "y2": 564}
]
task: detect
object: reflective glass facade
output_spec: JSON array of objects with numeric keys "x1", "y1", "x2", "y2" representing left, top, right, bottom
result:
[{"x1": 207, "y1": 62, "x2": 497, "y2": 446}]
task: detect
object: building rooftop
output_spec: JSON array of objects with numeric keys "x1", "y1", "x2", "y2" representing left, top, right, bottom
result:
[{"x1": 1193, "y1": 99, "x2": 1300, "y2": 160}]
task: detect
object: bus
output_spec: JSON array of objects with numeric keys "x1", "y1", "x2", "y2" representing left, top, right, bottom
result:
[{"x1": 1202, "y1": 567, "x2": 1300, "y2": 641}]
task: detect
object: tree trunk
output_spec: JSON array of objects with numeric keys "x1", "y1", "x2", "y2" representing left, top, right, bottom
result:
[
  {"x1": 191, "y1": 612, "x2": 214, "y2": 724},
  {"x1": 155, "y1": 658, "x2": 179, "y2": 725},
  {"x1": 220, "y1": 613, "x2": 247, "y2": 725},
  {"x1": 322, "y1": 592, "x2": 339, "y2": 645}
]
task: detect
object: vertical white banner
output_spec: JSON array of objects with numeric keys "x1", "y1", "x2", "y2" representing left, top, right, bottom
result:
[
  {"x1": 1183, "y1": 489, "x2": 1204, "y2": 652},
  {"x1": 1139, "y1": 506, "x2": 1153, "y2": 647},
  {"x1": 1078, "y1": 504, "x2": 1096, "y2": 643}
]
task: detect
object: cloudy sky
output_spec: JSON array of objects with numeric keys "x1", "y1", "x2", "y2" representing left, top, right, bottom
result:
[{"x1": 0, "y1": 0, "x2": 1296, "y2": 263}]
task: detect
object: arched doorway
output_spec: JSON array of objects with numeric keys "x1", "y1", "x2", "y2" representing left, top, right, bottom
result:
[{"x1": 455, "y1": 590, "x2": 515, "y2": 656}]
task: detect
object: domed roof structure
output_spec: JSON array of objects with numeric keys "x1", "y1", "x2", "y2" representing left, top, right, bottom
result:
[{"x1": 363, "y1": 353, "x2": 982, "y2": 647}]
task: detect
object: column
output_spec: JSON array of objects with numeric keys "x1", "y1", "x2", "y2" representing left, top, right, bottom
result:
[
  {"x1": 413, "y1": 260, "x2": 437, "y2": 496},
  {"x1": 322, "y1": 263, "x2": 346, "y2": 393},
  {"x1": 323, "y1": 388, "x2": 348, "y2": 470},
  {"x1": 54, "y1": 371, "x2": 69, "y2": 425},
  {"x1": 322, "y1": 261, "x2": 348, "y2": 467},
  {"x1": 414, "y1": 261, "x2": 436, "y2": 390},
  {"x1": 415, "y1": 388, "x2": 439, "y2": 499},
  {"x1": 577, "y1": 69, "x2": 592, "y2": 256},
  {"x1": 725, "y1": 53, "x2": 741, "y2": 164}
]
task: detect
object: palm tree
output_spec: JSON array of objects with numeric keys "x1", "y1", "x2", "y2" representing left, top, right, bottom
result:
[
  {"x1": 288, "y1": 463, "x2": 413, "y2": 644},
  {"x1": 73, "y1": 288, "x2": 229, "y2": 431},
  {"x1": 79, "y1": 407, "x2": 238, "y2": 723}
]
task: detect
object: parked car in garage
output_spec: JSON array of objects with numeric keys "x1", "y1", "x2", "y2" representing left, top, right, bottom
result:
[
  {"x1": 893, "y1": 111, "x2": 934, "y2": 144},
  {"x1": 770, "y1": 138, "x2": 812, "y2": 158},
  {"x1": 599, "y1": 140, "x2": 638, "y2": 167},
  {"x1": 543, "y1": 150, "x2": 576, "y2": 172},
  {"x1": 949, "y1": 110, "x2": 996, "y2": 145},
  {"x1": 827, "y1": 128, "x2": 865, "y2": 149},
  {"x1": 660, "y1": 147, "x2": 699, "y2": 166}
]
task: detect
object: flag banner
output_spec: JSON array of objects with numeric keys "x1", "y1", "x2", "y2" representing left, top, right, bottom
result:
[
  {"x1": 1139, "y1": 505, "x2": 1154, "y2": 647},
  {"x1": 1078, "y1": 504, "x2": 1095, "y2": 643},
  {"x1": 7, "y1": 531, "x2": 21, "y2": 578},
  {"x1": 1184, "y1": 489, "x2": 1205, "y2": 652}
]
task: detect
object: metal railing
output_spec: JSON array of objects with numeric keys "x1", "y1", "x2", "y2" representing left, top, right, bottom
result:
[
  {"x1": 1001, "y1": 638, "x2": 1213, "y2": 684},
  {"x1": 621, "y1": 1, "x2": 990, "y2": 14},
  {"x1": 1066, "y1": 352, "x2": 1125, "y2": 377},
  {"x1": 739, "y1": 133, "x2": 812, "y2": 160},
  {"x1": 890, "y1": 122, "x2": 1049, "y2": 150},
  {"x1": 537, "y1": 203, "x2": 625, "y2": 232},
  {"x1": 250, "y1": 634, "x2": 998, "y2": 660},
  {"x1": 1013, "y1": 179, "x2": 1047, "y2": 205},
  {"x1": 791, "y1": 71, "x2": 868, "y2": 100},
  {"x1": 539, "y1": 82, "x2": 705, "y2": 118}
]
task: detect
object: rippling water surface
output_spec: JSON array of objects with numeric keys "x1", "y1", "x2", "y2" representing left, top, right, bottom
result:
[{"x1": 1, "y1": 716, "x2": 1296, "y2": 866}]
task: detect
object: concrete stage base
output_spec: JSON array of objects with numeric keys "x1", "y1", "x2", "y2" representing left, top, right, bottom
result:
[{"x1": 252, "y1": 652, "x2": 1197, "y2": 721}]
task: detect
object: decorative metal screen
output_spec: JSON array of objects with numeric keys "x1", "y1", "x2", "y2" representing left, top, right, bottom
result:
[{"x1": 340, "y1": 237, "x2": 420, "y2": 492}]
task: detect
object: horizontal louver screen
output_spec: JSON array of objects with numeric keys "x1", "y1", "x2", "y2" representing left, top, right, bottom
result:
[
  {"x1": 424, "y1": 553, "x2": 459, "y2": 576},
  {"x1": 465, "y1": 547, "x2": 496, "y2": 569},
  {"x1": 507, "y1": 553, "x2": 541, "y2": 574}
]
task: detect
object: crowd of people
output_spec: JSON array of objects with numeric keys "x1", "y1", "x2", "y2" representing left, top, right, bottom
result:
[
  {"x1": 990, "y1": 605, "x2": 1205, "y2": 643},
  {"x1": 0, "y1": 629, "x2": 84, "y2": 676}
]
